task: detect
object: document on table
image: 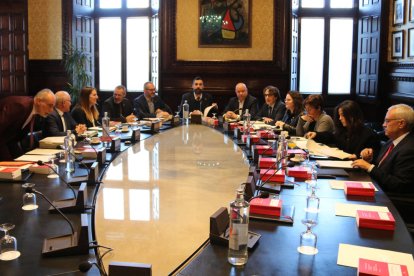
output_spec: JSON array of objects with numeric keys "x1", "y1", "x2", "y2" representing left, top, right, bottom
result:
[
  {"x1": 203, "y1": 104, "x2": 218, "y2": 117},
  {"x1": 335, "y1": 203, "x2": 389, "y2": 217},
  {"x1": 307, "y1": 139, "x2": 352, "y2": 159},
  {"x1": 25, "y1": 148, "x2": 64, "y2": 155},
  {"x1": 316, "y1": 160, "x2": 353, "y2": 169},
  {"x1": 15, "y1": 154, "x2": 53, "y2": 163},
  {"x1": 329, "y1": 180, "x2": 378, "y2": 191},
  {"x1": 337, "y1": 243, "x2": 414, "y2": 275}
]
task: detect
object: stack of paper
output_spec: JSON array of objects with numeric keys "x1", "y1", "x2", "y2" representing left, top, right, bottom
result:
[{"x1": 39, "y1": 136, "x2": 66, "y2": 149}]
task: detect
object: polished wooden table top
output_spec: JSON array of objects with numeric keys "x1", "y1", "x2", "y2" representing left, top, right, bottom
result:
[{"x1": 95, "y1": 125, "x2": 250, "y2": 275}]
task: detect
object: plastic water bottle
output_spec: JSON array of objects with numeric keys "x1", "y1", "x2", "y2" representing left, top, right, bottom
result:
[
  {"x1": 228, "y1": 188, "x2": 249, "y2": 266},
  {"x1": 64, "y1": 130, "x2": 75, "y2": 172},
  {"x1": 102, "y1": 111, "x2": 110, "y2": 142},
  {"x1": 277, "y1": 131, "x2": 288, "y2": 168},
  {"x1": 182, "y1": 100, "x2": 189, "y2": 125},
  {"x1": 243, "y1": 109, "x2": 251, "y2": 135}
]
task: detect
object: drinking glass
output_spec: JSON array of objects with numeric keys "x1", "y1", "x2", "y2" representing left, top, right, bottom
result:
[
  {"x1": 0, "y1": 223, "x2": 21, "y2": 261},
  {"x1": 305, "y1": 163, "x2": 318, "y2": 196},
  {"x1": 47, "y1": 159, "x2": 58, "y2": 179},
  {"x1": 21, "y1": 183, "x2": 38, "y2": 211},
  {"x1": 298, "y1": 195, "x2": 320, "y2": 255}
]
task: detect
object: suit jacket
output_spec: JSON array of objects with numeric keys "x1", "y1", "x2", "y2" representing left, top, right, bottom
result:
[
  {"x1": 280, "y1": 110, "x2": 302, "y2": 136},
  {"x1": 71, "y1": 106, "x2": 99, "y2": 128},
  {"x1": 315, "y1": 126, "x2": 381, "y2": 158},
  {"x1": 102, "y1": 97, "x2": 134, "y2": 123},
  {"x1": 133, "y1": 94, "x2": 172, "y2": 119},
  {"x1": 0, "y1": 96, "x2": 41, "y2": 160},
  {"x1": 223, "y1": 95, "x2": 259, "y2": 119},
  {"x1": 370, "y1": 132, "x2": 414, "y2": 193},
  {"x1": 255, "y1": 100, "x2": 286, "y2": 124},
  {"x1": 180, "y1": 92, "x2": 214, "y2": 116},
  {"x1": 44, "y1": 108, "x2": 77, "y2": 137}
]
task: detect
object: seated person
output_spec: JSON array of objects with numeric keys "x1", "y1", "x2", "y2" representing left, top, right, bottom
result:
[
  {"x1": 223, "y1": 82, "x2": 258, "y2": 120},
  {"x1": 0, "y1": 88, "x2": 55, "y2": 160},
  {"x1": 255, "y1": 85, "x2": 286, "y2": 124},
  {"x1": 179, "y1": 76, "x2": 216, "y2": 116},
  {"x1": 306, "y1": 100, "x2": 380, "y2": 159},
  {"x1": 296, "y1": 94, "x2": 334, "y2": 137},
  {"x1": 352, "y1": 104, "x2": 414, "y2": 194},
  {"x1": 102, "y1": 85, "x2": 136, "y2": 123},
  {"x1": 134, "y1": 81, "x2": 172, "y2": 120},
  {"x1": 275, "y1": 91, "x2": 303, "y2": 135},
  {"x1": 44, "y1": 91, "x2": 86, "y2": 137},
  {"x1": 71, "y1": 86, "x2": 100, "y2": 128}
]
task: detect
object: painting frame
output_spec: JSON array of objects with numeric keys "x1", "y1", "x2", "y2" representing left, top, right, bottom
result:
[
  {"x1": 410, "y1": 0, "x2": 414, "y2": 22},
  {"x1": 199, "y1": 0, "x2": 252, "y2": 48},
  {"x1": 393, "y1": 0, "x2": 405, "y2": 25},
  {"x1": 409, "y1": 28, "x2": 414, "y2": 57},
  {"x1": 392, "y1": 30, "x2": 404, "y2": 59}
]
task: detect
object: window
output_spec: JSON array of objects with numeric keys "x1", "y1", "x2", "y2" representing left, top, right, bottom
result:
[
  {"x1": 296, "y1": 0, "x2": 356, "y2": 95},
  {"x1": 96, "y1": 0, "x2": 157, "y2": 92}
]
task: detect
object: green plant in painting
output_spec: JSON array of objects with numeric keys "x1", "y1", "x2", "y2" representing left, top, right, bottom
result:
[{"x1": 62, "y1": 43, "x2": 91, "y2": 104}]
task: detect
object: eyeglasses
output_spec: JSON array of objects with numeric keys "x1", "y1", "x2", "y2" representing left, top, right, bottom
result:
[
  {"x1": 264, "y1": 94, "x2": 274, "y2": 97},
  {"x1": 383, "y1": 118, "x2": 402, "y2": 124}
]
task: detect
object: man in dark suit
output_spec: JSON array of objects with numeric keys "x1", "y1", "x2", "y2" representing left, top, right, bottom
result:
[
  {"x1": 255, "y1": 85, "x2": 286, "y2": 124},
  {"x1": 0, "y1": 88, "x2": 56, "y2": 160},
  {"x1": 179, "y1": 76, "x2": 216, "y2": 116},
  {"x1": 134, "y1": 81, "x2": 172, "y2": 119},
  {"x1": 44, "y1": 91, "x2": 86, "y2": 137},
  {"x1": 102, "y1": 85, "x2": 136, "y2": 123},
  {"x1": 223, "y1": 82, "x2": 259, "y2": 120},
  {"x1": 352, "y1": 104, "x2": 414, "y2": 193}
]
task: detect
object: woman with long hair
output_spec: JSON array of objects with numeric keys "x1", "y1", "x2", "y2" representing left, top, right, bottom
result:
[
  {"x1": 275, "y1": 91, "x2": 303, "y2": 135},
  {"x1": 307, "y1": 100, "x2": 381, "y2": 159},
  {"x1": 71, "y1": 86, "x2": 99, "y2": 128}
]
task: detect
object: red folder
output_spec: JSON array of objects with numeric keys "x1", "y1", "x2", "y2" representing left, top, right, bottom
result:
[
  {"x1": 356, "y1": 210, "x2": 395, "y2": 231},
  {"x1": 286, "y1": 166, "x2": 310, "y2": 179},
  {"x1": 258, "y1": 156, "x2": 277, "y2": 169},
  {"x1": 358, "y1": 258, "x2": 408, "y2": 276},
  {"x1": 344, "y1": 181, "x2": 375, "y2": 197},
  {"x1": 250, "y1": 198, "x2": 282, "y2": 216},
  {"x1": 259, "y1": 169, "x2": 285, "y2": 183}
]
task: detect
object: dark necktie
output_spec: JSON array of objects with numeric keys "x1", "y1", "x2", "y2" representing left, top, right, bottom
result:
[
  {"x1": 29, "y1": 116, "x2": 35, "y2": 149},
  {"x1": 268, "y1": 106, "x2": 273, "y2": 117},
  {"x1": 378, "y1": 143, "x2": 394, "y2": 166}
]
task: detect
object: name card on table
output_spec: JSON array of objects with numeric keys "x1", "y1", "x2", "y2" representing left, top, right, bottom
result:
[
  {"x1": 250, "y1": 198, "x2": 282, "y2": 217},
  {"x1": 356, "y1": 210, "x2": 395, "y2": 231},
  {"x1": 259, "y1": 169, "x2": 285, "y2": 183},
  {"x1": 358, "y1": 258, "x2": 408, "y2": 276},
  {"x1": 344, "y1": 182, "x2": 376, "y2": 197}
]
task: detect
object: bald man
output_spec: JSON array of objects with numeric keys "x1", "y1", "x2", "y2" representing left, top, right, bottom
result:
[
  {"x1": 44, "y1": 91, "x2": 86, "y2": 137},
  {"x1": 0, "y1": 88, "x2": 56, "y2": 160},
  {"x1": 223, "y1": 82, "x2": 258, "y2": 120}
]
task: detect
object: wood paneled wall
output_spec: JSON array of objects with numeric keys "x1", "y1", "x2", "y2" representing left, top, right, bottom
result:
[{"x1": 158, "y1": 0, "x2": 291, "y2": 114}]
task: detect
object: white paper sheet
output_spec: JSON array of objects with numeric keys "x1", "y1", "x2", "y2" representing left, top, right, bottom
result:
[
  {"x1": 337, "y1": 243, "x2": 414, "y2": 275},
  {"x1": 15, "y1": 154, "x2": 53, "y2": 163},
  {"x1": 25, "y1": 148, "x2": 64, "y2": 155},
  {"x1": 335, "y1": 203, "x2": 389, "y2": 217},
  {"x1": 317, "y1": 160, "x2": 353, "y2": 168}
]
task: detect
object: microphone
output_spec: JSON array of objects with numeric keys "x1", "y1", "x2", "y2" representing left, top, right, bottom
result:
[
  {"x1": 248, "y1": 191, "x2": 270, "y2": 202},
  {"x1": 37, "y1": 161, "x2": 77, "y2": 199},
  {"x1": 78, "y1": 261, "x2": 107, "y2": 276},
  {"x1": 256, "y1": 153, "x2": 294, "y2": 195}
]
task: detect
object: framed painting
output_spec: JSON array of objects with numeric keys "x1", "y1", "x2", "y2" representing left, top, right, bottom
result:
[
  {"x1": 409, "y1": 28, "x2": 414, "y2": 57},
  {"x1": 199, "y1": 0, "x2": 251, "y2": 48},
  {"x1": 393, "y1": 0, "x2": 404, "y2": 25},
  {"x1": 392, "y1": 30, "x2": 404, "y2": 59}
]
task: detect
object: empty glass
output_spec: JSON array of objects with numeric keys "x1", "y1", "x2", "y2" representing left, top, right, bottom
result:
[
  {"x1": 298, "y1": 195, "x2": 320, "y2": 255},
  {"x1": 47, "y1": 159, "x2": 58, "y2": 179},
  {"x1": 0, "y1": 223, "x2": 21, "y2": 261},
  {"x1": 22, "y1": 183, "x2": 38, "y2": 211},
  {"x1": 305, "y1": 163, "x2": 318, "y2": 196}
]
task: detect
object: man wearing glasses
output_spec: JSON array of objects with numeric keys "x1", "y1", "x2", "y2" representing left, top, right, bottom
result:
[
  {"x1": 134, "y1": 81, "x2": 171, "y2": 120},
  {"x1": 44, "y1": 91, "x2": 86, "y2": 137},
  {"x1": 352, "y1": 104, "x2": 414, "y2": 193},
  {"x1": 254, "y1": 85, "x2": 286, "y2": 124},
  {"x1": 0, "y1": 88, "x2": 56, "y2": 160}
]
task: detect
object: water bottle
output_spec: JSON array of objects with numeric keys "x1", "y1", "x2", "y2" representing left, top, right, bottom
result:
[
  {"x1": 102, "y1": 111, "x2": 110, "y2": 142},
  {"x1": 182, "y1": 100, "x2": 189, "y2": 125},
  {"x1": 243, "y1": 109, "x2": 251, "y2": 135},
  {"x1": 277, "y1": 131, "x2": 288, "y2": 168},
  {"x1": 228, "y1": 188, "x2": 249, "y2": 266},
  {"x1": 64, "y1": 130, "x2": 75, "y2": 172}
]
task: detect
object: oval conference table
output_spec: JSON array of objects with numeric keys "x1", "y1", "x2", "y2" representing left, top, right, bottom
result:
[{"x1": 95, "y1": 124, "x2": 414, "y2": 275}]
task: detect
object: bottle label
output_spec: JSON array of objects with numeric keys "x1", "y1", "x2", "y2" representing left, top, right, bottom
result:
[{"x1": 229, "y1": 223, "x2": 248, "y2": 250}]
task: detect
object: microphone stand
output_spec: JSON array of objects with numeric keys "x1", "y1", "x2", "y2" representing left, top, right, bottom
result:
[
  {"x1": 38, "y1": 160, "x2": 88, "y2": 213},
  {"x1": 24, "y1": 187, "x2": 89, "y2": 257}
]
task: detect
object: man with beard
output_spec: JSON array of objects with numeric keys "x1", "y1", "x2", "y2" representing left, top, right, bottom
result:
[
  {"x1": 254, "y1": 85, "x2": 286, "y2": 124},
  {"x1": 179, "y1": 76, "x2": 216, "y2": 116},
  {"x1": 134, "y1": 81, "x2": 172, "y2": 120},
  {"x1": 223, "y1": 82, "x2": 258, "y2": 120},
  {"x1": 102, "y1": 85, "x2": 136, "y2": 123}
]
